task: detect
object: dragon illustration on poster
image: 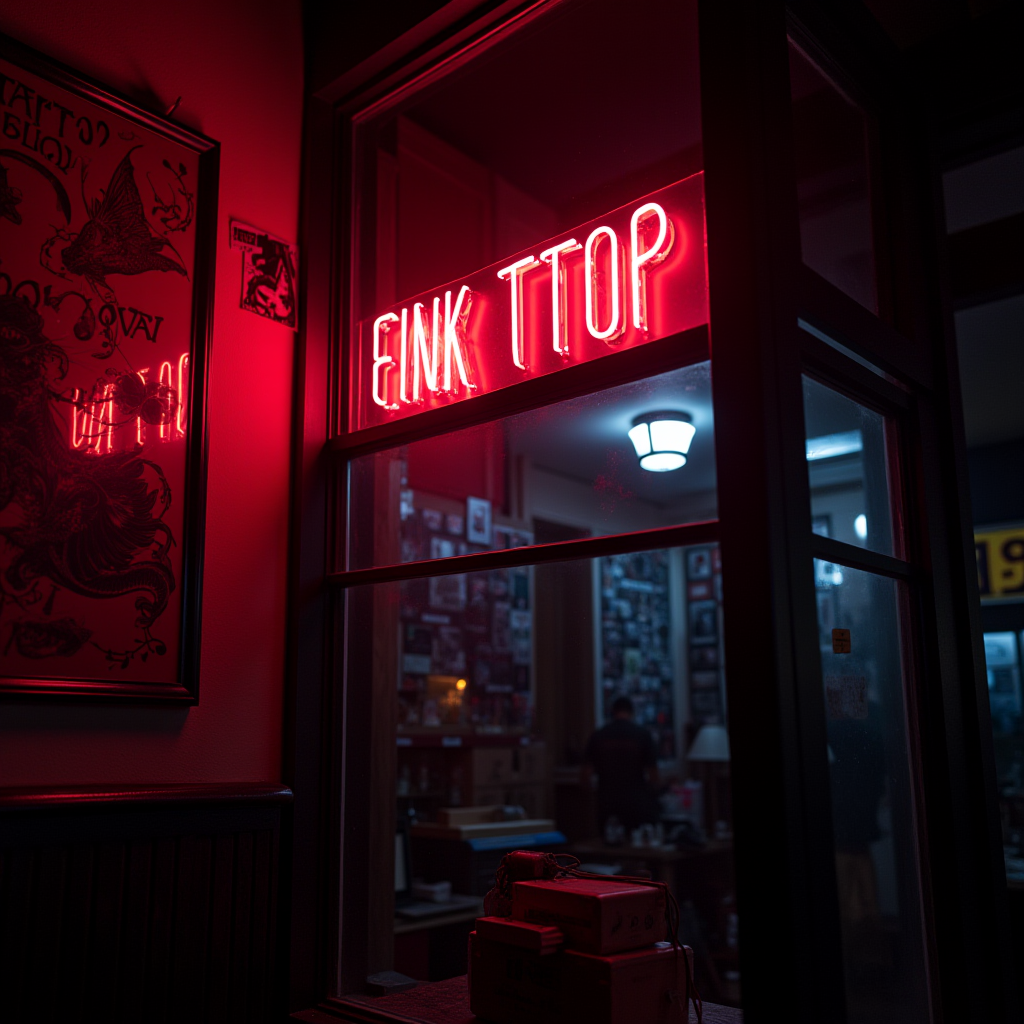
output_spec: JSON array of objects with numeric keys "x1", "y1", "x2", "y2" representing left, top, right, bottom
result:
[
  {"x1": 57, "y1": 146, "x2": 188, "y2": 297},
  {"x1": 36, "y1": 145, "x2": 192, "y2": 359}
]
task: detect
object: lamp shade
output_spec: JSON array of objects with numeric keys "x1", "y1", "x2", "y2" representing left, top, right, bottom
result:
[
  {"x1": 628, "y1": 411, "x2": 696, "y2": 472},
  {"x1": 688, "y1": 723, "x2": 730, "y2": 762}
]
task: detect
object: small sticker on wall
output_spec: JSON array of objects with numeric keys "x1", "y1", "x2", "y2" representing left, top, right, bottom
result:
[
  {"x1": 831, "y1": 628, "x2": 851, "y2": 654},
  {"x1": 824, "y1": 673, "x2": 868, "y2": 719},
  {"x1": 229, "y1": 220, "x2": 298, "y2": 328}
]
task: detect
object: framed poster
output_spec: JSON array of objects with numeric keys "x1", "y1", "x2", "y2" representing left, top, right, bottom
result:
[{"x1": 0, "y1": 34, "x2": 218, "y2": 702}]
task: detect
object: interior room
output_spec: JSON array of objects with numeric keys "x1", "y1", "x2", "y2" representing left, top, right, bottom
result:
[{"x1": 355, "y1": 362, "x2": 735, "y2": 997}]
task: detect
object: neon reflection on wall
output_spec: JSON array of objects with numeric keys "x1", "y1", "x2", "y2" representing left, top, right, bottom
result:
[
  {"x1": 354, "y1": 172, "x2": 708, "y2": 431},
  {"x1": 68, "y1": 353, "x2": 189, "y2": 453}
]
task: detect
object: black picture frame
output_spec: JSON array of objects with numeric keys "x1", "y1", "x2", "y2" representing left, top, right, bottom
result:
[{"x1": 0, "y1": 32, "x2": 218, "y2": 703}]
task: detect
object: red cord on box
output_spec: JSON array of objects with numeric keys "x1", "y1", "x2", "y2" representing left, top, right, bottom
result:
[{"x1": 483, "y1": 850, "x2": 702, "y2": 1024}]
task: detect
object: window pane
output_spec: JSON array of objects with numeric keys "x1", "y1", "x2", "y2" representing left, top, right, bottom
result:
[
  {"x1": 339, "y1": 546, "x2": 739, "y2": 1005},
  {"x1": 353, "y1": 0, "x2": 702, "y2": 325},
  {"x1": 803, "y1": 373, "x2": 898, "y2": 557},
  {"x1": 984, "y1": 631, "x2": 1024, "y2": 888},
  {"x1": 348, "y1": 0, "x2": 705, "y2": 435},
  {"x1": 814, "y1": 562, "x2": 930, "y2": 1022},
  {"x1": 347, "y1": 362, "x2": 716, "y2": 570},
  {"x1": 789, "y1": 41, "x2": 878, "y2": 314},
  {"x1": 984, "y1": 632, "x2": 1023, "y2": 731}
]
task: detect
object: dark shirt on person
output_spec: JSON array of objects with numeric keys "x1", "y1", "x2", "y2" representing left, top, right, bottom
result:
[{"x1": 584, "y1": 717, "x2": 659, "y2": 830}]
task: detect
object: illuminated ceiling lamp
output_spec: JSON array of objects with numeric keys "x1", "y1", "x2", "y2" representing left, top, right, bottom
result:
[{"x1": 628, "y1": 411, "x2": 696, "y2": 472}]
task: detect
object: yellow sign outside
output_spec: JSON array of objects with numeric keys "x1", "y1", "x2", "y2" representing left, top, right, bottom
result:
[{"x1": 975, "y1": 526, "x2": 1024, "y2": 601}]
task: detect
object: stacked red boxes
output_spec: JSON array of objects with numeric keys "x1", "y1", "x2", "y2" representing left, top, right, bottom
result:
[
  {"x1": 469, "y1": 876, "x2": 693, "y2": 1024},
  {"x1": 512, "y1": 877, "x2": 667, "y2": 953}
]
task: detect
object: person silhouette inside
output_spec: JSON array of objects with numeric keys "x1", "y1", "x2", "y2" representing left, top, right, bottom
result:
[{"x1": 581, "y1": 696, "x2": 661, "y2": 838}]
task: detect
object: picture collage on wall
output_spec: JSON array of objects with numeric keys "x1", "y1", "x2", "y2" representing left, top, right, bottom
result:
[
  {"x1": 397, "y1": 490, "x2": 533, "y2": 733},
  {"x1": 686, "y1": 543, "x2": 726, "y2": 726},
  {"x1": 599, "y1": 549, "x2": 677, "y2": 760}
]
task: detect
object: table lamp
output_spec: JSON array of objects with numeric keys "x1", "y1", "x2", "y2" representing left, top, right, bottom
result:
[{"x1": 688, "y1": 724, "x2": 731, "y2": 837}]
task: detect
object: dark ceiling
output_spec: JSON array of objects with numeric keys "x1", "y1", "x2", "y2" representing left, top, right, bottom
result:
[{"x1": 402, "y1": 0, "x2": 703, "y2": 215}]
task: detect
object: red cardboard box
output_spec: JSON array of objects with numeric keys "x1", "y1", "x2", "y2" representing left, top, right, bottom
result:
[
  {"x1": 476, "y1": 915, "x2": 563, "y2": 954},
  {"x1": 561, "y1": 942, "x2": 693, "y2": 1024},
  {"x1": 511, "y1": 877, "x2": 667, "y2": 954},
  {"x1": 468, "y1": 931, "x2": 562, "y2": 1024},
  {"x1": 468, "y1": 931, "x2": 692, "y2": 1024}
]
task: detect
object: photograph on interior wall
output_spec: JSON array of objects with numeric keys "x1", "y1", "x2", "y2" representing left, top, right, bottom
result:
[
  {"x1": 599, "y1": 549, "x2": 677, "y2": 759},
  {"x1": 688, "y1": 599, "x2": 719, "y2": 645},
  {"x1": 0, "y1": 34, "x2": 218, "y2": 701},
  {"x1": 686, "y1": 547, "x2": 713, "y2": 580},
  {"x1": 466, "y1": 496, "x2": 492, "y2": 545}
]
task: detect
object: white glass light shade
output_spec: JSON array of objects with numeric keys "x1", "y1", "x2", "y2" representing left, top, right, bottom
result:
[
  {"x1": 627, "y1": 423, "x2": 653, "y2": 457},
  {"x1": 640, "y1": 451, "x2": 686, "y2": 472},
  {"x1": 628, "y1": 412, "x2": 695, "y2": 472},
  {"x1": 854, "y1": 513, "x2": 868, "y2": 540},
  {"x1": 688, "y1": 723, "x2": 730, "y2": 762}
]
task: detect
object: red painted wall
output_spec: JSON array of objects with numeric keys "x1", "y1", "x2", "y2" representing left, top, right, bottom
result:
[{"x1": 0, "y1": 0, "x2": 302, "y2": 784}]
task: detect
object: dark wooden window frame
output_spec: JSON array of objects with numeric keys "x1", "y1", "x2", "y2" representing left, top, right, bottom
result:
[
  {"x1": 782, "y1": 6, "x2": 1017, "y2": 1019},
  {"x1": 287, "y1": 1, "x2": 1018, "y2": 1021}
]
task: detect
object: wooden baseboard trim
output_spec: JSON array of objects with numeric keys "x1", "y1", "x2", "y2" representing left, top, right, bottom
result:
[{"x1": 0, "y1": 781, "x2": 292, "y2": 811}]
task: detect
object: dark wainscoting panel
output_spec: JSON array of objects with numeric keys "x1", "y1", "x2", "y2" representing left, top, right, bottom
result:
[{"x1": 0, "y1": 784, "x2": 291, "y2": 1024}]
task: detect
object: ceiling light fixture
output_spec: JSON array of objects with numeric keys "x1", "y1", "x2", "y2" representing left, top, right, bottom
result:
[{"x1": 628, "y1": 411, "x2": 695, "y2": 472}]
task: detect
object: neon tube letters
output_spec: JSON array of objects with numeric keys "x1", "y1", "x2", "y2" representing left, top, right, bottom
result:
[
  {"x1": 67, "y1": 356, "x2": 190, "y2": 452},
  {"x1": 630, "y1": 203, "x2": 673, "y2": 334},
  {"x1": 539, "y1": 238, "x2": 581, "y2": 356},
  {"x1": 372, "y1": 313, "x2": 399, "y2": 410},
  {"x1": 497, "y1": 255, "x2": 540, "y2": 370},
  {"x1": 359, "y1": 174, "x2": 708, "y2": 427},
  {"x1": 584, "y1": 226, "x2": 624, "y2": 343}
]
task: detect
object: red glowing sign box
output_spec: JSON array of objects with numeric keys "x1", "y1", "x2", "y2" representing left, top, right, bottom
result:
[{"x1": 350, "y1": 172, "x2": 708, "y2": 432}]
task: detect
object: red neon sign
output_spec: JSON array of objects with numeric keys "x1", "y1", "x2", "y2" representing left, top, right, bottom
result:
[
  {"x1": 67, "y1": 354, "x2": 189, "y2": 453},
  {"x1": 351, "y1": 173, "x2": 707, "y2": 432}
]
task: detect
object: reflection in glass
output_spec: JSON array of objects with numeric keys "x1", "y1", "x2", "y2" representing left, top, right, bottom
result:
[
  {"x1": 984, "y1": 632, "x2": 1024, "y2": 831},
  {"x1": 348, "y1": 362, "x2": 717, "y2": 571},
  {"x1": 814, "y1": 562, "x2": 930, "y2": 1022},
  {"x1": 803, "y1": 373, "x2": 897, "y2": 557},
  {"x1": 353, "y1": 0, "x2": 702, "y2": 325},
  {"x1": 985, "y1": 631, "x2": 1023, "y2": 735},
  {"x1": 789, "y1": 41, "x2": 878, "y2": 313},
  {"x1": 984, "y1": 631, "x2": 1024, "y2": 888},
  {"x1": 341, "y1": 546, "x2": 738, "y2": 1004}
]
